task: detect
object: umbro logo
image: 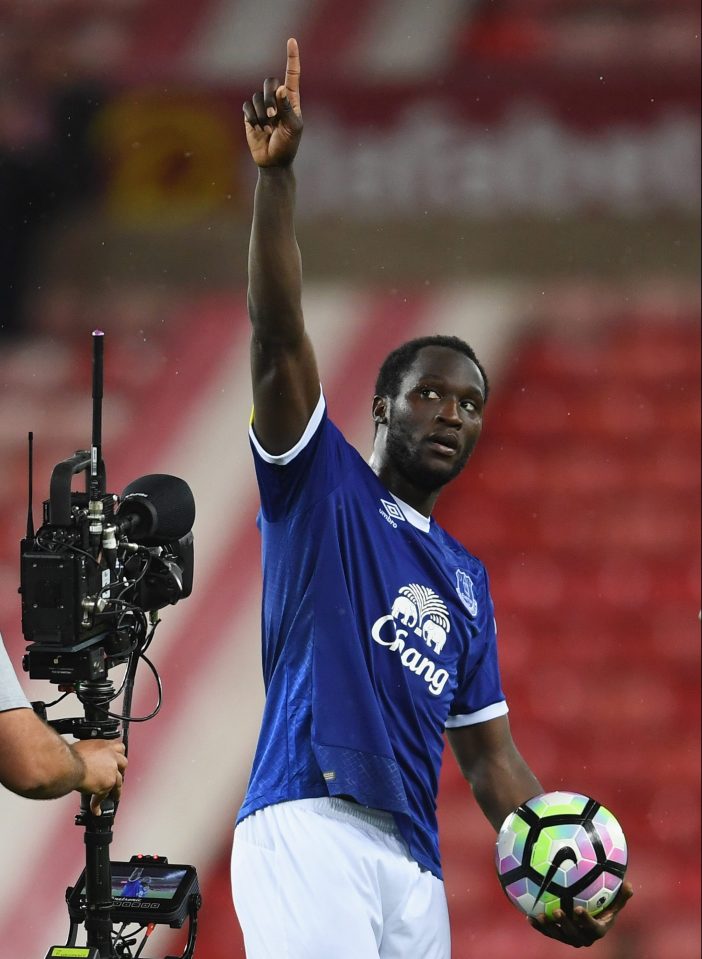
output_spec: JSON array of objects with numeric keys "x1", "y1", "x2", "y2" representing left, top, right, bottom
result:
[{"x1": 379, "y1": 499, "x2": 405, "y2": 528}]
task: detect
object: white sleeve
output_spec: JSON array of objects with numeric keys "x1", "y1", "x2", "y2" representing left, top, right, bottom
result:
[
  {"x1": 0, "y1": 634, "x2": 31, "y2": 712},
  {"x1": 445, "y1": 700, "x2": 509, "y2": 728},
  {"x1": 249, "y1": 387, "x2": 325, "y2": 465}
]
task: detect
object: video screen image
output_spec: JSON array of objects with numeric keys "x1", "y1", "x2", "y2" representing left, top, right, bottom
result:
[{"x1": 111, "y1": 864, "x2": 187, "y2": 901}]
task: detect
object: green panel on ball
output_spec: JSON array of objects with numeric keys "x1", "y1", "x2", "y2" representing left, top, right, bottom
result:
[
  {"x1": 542, "y1": 892, "x2": 562, "y2": 920},
  {"x1": 529, "y1": 794, "x2": 587, "y2": 817},
  {"x1": 531, "y1": 831, "x2": 553, "y2": 876},
  {"x1": 512, "y1": 813, "x2": 531, "y2": 838}
]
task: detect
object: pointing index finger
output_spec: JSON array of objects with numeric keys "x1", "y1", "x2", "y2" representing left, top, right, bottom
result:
[{"x1": 285, "y1": 37, "x2": 300, "y2": 98}]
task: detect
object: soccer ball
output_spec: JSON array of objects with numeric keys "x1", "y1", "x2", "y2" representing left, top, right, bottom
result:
[{"x1": 495, "y1": 791, "x2": 627, "y2": 919}]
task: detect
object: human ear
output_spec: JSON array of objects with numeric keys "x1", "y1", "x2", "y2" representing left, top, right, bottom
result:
[{"x1": 372, "y1": 396, "x2": 387, "y2": 425}]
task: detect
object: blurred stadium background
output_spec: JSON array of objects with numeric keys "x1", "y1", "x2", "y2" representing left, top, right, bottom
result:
[{"x1": 0, "y1": 0, "x2": 699, "y2": 956}]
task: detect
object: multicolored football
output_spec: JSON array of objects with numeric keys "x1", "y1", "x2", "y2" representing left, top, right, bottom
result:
[{"x1": 495, "y1": 791, "x2": 628, "y2": 919}]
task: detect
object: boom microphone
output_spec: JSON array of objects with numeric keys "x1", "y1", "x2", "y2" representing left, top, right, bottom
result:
[{"x1": 115, "y1": 474, "x2": 195, "y2": 545}]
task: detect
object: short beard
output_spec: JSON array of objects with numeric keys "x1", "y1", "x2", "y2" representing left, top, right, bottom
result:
[{"x1": 385, "y1": 427, "x2": 472, "y2": 493}]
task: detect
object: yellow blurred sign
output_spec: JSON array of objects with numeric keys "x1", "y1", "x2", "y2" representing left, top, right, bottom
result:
[{"x1": 97, "y1": 92, "x2": 239, "y2": 225}]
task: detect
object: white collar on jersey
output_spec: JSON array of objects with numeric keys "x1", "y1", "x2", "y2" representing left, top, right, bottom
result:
[{"x1": 390, "y1": 494, "x2": 431, "y2": 533}]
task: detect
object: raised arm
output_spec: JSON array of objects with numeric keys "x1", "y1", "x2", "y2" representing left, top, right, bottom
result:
[{"x1": 242, "y1": 38, "x2": 320, "y2": 455}]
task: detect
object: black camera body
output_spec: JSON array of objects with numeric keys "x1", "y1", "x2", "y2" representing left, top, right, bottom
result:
[{"x1": 20, "y1": 450, "x2": 194, "y2": 685}]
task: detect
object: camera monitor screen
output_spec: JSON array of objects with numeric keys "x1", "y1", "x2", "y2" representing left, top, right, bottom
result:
[
  {"x1": 68, "y1": 858, "x2": 199, "y2": 927},
  {"x1": 112, "y1": 863, "x2": 187, "y2": 901}
]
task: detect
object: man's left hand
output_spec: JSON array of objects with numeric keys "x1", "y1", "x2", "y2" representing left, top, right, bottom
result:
[{"x1": 528, "y1": 880, "x2": 634, "y2": 948}]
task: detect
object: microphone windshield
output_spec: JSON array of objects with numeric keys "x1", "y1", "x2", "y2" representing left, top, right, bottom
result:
[{"x1": 117, "y1": 474, "x2": 195, "y2": 544}]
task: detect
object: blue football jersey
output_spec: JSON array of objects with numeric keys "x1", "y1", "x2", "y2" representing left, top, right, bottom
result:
[{"x1": 238, "y1": 391, "x2": 508, "y2": 878}]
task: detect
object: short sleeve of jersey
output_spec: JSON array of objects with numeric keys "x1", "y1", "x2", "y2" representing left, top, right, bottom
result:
[
  {"x1": 0, "y1": 634, "x2": 31, "y2": 712},
  {"x1": 445, "y1": 565, "x2": 508, "y2": 728},
  {"x1": 249, "y1": 389, "x2": 349, "y2": 521}
]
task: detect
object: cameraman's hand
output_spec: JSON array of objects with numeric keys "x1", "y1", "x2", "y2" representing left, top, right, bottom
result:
[
  {"x1": 243, "y1": 37, "x2": 302, "y2": 167},
  {"x1": 72, "y1": 739, "x2": 128, "y2": 815}
]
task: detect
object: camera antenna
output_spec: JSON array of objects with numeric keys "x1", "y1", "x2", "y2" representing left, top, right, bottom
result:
[
  {"x1": 90, "y1": 329, "x2": 105, "y2": 500},
  {"x1": 26, "y1": 431, "x2": 35, "y2": 539}
]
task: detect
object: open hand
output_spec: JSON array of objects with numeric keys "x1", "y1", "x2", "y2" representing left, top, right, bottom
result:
[
  {"x1": 243, "y1": 37, "x2": 303, "y2": 167},
  {"x1": 529, "y1": 880, "x2": 634, "y2": 948}
]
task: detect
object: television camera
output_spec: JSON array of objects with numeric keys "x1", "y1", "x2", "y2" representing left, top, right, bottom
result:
[{"x1": 19, "y1": 331, "x2": 200, "y2": 959}]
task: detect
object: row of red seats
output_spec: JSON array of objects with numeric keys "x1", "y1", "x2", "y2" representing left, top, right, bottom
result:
[
  {"x1": 470, "y1": 442, "x2": 700, "y2": 498},
  {"x1": 436, "y1": 316, "x2": 699, "y2": 957}
]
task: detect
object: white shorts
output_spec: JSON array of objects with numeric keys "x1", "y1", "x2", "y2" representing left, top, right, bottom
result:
[{"x1": 231, "y1": 797, "x2": 450, "y2": 959}]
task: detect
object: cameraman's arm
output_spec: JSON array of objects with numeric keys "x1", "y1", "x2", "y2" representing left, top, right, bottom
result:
[
  {"x1": 0, "y1": 706, "x2": 86, "y2": 798},
  {"x1": 0, "y1": 707, "x2": 126, "y2": 813}
]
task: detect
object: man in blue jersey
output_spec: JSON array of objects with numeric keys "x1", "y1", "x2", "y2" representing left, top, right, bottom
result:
[
  {"x1": 121, "y1": 869, "x2": 152, "y2": 899},
  {"x1": 233, "y1": 38, "x2": 632, "y2": 958}
]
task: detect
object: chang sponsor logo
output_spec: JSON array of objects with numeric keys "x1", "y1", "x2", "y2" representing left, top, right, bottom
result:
[{"x1": 371, "y1": 583, "x2": 450, "y2": 696}]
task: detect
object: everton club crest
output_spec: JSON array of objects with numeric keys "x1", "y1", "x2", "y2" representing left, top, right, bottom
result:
[{"x1": 455, "y1": 569, "x2": 478, "y2": 617}]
